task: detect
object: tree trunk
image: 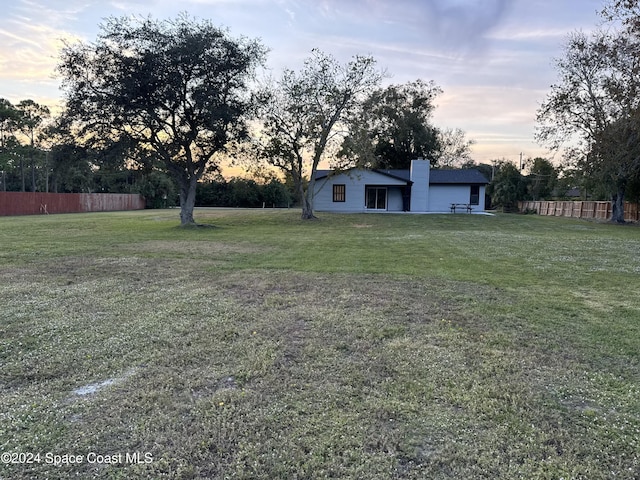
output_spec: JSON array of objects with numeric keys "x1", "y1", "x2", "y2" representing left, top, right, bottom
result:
[
  {"x1": 179, "y1": 177, "x2": 198, "y2": 226},
  {"x1": 299, "y1": 176, "x2": 317, "y2": 220},
  {"x1": 301, "y1": 198, "x2": 315, "y2": 219},
  {"x1": 611, "y1": 186, "x2": 626, "y2": 223}
]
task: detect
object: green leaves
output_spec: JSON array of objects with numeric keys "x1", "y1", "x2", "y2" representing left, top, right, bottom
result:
[
  {"x1": 339, "y1": 79, "x2": 443, "y2": 169},
  {"x1": 255, "y1": 49, "x2": 383, "y2": 218},
  {"x1": 57, "y1": 14, "x2": 267, "y2": 225},
  {"x1": 536, "y1": 7, "x2": 640, "y2": 220}
]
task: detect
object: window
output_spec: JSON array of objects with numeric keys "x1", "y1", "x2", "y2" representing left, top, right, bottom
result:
[
  {"x1": 470, "y1": 185, "x2": 480, "y2": 205},
  {"x1": 366, "y1": 187, "x2": 387, "y2": 210},
  {"x1": 333, "y1": 184, "x2": 346, "y2": 202}
]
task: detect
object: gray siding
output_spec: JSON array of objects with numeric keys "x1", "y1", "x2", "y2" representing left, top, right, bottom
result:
[
  {"x1": 387, "y1": 187, "x2": 404, "y2": 211},
  {"x1": 314, "y1": 171, "x2": 407, "y2": 212},
  {"x1": 313, "y1": 161, "x2": 488, "y2": 213},
  {"x1": 428, "y1": 185, "x2": 486, "y2": 212},
  {"x1": 409, "y1": 160, "x2": 430, "y2": 212}
]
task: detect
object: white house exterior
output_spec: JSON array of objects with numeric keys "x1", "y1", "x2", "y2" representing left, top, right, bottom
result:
[{"x1": 313, "y1": 159, "x2": 489, "y2": 213}]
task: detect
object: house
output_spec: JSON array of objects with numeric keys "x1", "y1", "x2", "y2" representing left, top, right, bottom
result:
[{"x1": 313, "y1": 159, "x2": 489, "y2": 213}]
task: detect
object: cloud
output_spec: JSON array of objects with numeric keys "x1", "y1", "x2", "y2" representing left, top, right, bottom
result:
[
  {"x1": 0, "y1": 21, "x2": 76, "y2": 80},
  {"x1": 488, "y1": 26, "x2": 574, "y2": 41},
  {"x1": 431, "y1": 84, "x2": 549, "y2": 162},
  {"x1": 13, "y1": 0, "x2": 90, "y2": 26},
  {"x1": 284, "y1": 7, "x2": 296, "y2": 23},
  {"x1": 0, "y1": 0, "x2": 88, "y2": 104},
  {"x1": 303, "y1": 0, "x2": 512, "y2": 54},
  {"x1": 419, "y1": 0, "x2": 512, "y2": 47}
]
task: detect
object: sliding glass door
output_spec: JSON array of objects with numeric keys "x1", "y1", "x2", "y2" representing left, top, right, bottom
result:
[{"x1": 366, "y1": 187, "x2": 387, "y2": 210}]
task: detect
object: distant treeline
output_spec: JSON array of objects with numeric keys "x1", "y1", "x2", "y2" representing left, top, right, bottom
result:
[{"x1": 195, "y1": 177, "x2": 295, "y2": 208}]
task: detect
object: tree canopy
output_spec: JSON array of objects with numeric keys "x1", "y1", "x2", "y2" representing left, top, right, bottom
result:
[
  {"x1": 0, "y1": 98, "x2": 52, "y2": 192},
  {"x1": 527, "y1": 157, "x2": 558, "y2": 201},
  {"x1": 487, "y1": 161, "x2": 528, "y2": 212},
  {"x1": 255, "y1": 49, "x2": 383, "y2": 219},
  {"x1": 536, "y1": 1, "x2": 640, "y2": 222},
  {"x1": 57, "y1": 14, "x2": 267, "y2": 225},
  {"x1": 338, "y1": 80, "x2": 443, "y2": 169},
  {"x1": 436, "y1": 127, "x2": 476, "y2": 168}
]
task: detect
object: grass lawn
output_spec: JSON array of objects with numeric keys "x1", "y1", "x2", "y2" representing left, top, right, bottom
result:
[{"x1": 1, "y1": 208, "x2": 639, "y2": 479}]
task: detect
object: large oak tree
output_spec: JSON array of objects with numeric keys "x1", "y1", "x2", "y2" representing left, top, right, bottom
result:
[
  {"x1": 339, "y1": 80, "x2": 443, "y2": 169},
  {"x1": 255, "y1": 50, "x2": 382, "y2": 219},
  {"x1": 57, "y1": 14, "x2": 266, "y2": 225},
  {"x1": 536, "y1": 4, "x2": 640, "y2": 223}
]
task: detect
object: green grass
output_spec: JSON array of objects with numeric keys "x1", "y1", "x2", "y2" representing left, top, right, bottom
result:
[{"x1": 1, "y1": 208, "x2": 639, "y2": 479}]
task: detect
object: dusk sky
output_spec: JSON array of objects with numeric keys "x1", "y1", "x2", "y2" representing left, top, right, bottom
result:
[{"x1": 1, "y1": 0, "x2": 605, "y2": 173}]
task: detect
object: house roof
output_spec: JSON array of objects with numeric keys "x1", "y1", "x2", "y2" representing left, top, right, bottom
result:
[
  {"x1": 430, "y1": 169, "x2": 489, "y2": 185},
  {"x1": 314, "y1": 168, "x2": 489, "y2": 185},
  {"x1": 314, "y1": 170, "x2": 338, "y2": 180},
  {"x1": 314, "y1": 168, "x2": 412, "y2": 184},
  {"x1": 373, "y1": 169, "x2": 411, "y2": 182}
]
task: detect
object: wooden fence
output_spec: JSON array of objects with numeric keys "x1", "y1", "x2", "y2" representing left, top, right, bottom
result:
[
  {"x1": 518, "y1": 200, "x2": 640, "y2": 222},
  {"x1": 0, "y1": 192, "x2": 145, "y2": 216}
]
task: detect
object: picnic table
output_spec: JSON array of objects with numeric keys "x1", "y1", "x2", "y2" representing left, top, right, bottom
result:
[{"x1": 450, "y1": 203, "x2": 473, "y2": 213}]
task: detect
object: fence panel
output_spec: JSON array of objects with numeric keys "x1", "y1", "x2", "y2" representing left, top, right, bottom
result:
[
  {"x1": 518, "y1": 200, "x2": 638, "y2": 222},
  {"x1": 0, "y1": 192, "x2": 145, "y2": 216},
  {"x1": 625, "y1": 203, "x2": 640, "y2": 222}
]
